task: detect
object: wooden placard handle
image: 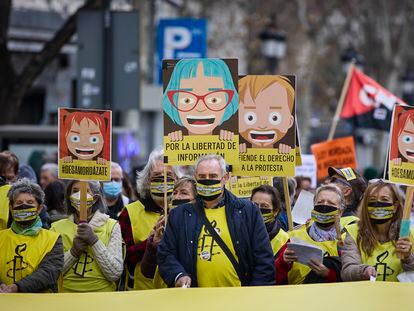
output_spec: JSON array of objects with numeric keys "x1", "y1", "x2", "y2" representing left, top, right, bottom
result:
[
  {"x1": 283, "y1": 177, "x2": 293, "y2": 231},
  {"x1": 79, "y1": 181, "x2": 88, "y2": 222}
]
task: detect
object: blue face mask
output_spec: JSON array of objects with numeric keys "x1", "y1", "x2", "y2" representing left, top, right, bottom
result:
[{"x1": 103, "y1": 181, "x2": 122, "y2": 199}]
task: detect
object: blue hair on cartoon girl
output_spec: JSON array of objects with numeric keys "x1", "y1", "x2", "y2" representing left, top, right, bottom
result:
[{"x1": 163, "y1": 58, "x2": 239, "y2": 136}]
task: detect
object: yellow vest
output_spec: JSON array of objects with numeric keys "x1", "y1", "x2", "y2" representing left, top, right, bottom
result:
[
  {"x1": 340, "y1": 216, "x2": 359, "y2": 229},
  {"x1": 51, "y1": 218, "x2": 117, "y2": 292},
  {"x1": 125, "y1": 200, "x2": 160, "y2": 290},
  {"x1": 0, "y1": 228, "x2": 59, "y2": 287},
  {"x1": 346, "y1": 224, "x2": 414, "y2": 282},
  {"x1": 0, "y1": 184, "x2": 11, "y2": 230},
  {"x1": 196, "y1": 206, "x2": 241, "y2": 287},
  {"x1": 153, "y1": 266, "x2": 167, "y2": 289},
  {"x1": 288, "y1": 225, "x2": 339, "y2": 284},
  {"x1": 271, "y1": 228, "x2": 289, "y2": 256}
]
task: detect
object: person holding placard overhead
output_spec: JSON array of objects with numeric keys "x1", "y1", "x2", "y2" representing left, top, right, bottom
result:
[
  {"x1": 119, "y1": 147, "x2": 177, "y2": 290},
  {"x1": 158, "y1": 154, "x2": 274, "y2": 288},
  {"x1": 51, "y1": 180, "x2": 123, "y2": 292},
  {"x1": 250, "y1": 184, "x2": 289, "y2": 258},
  {"x1": 275, "y1": 184, "x2": 344, "y2": 284},
  {"x1": 341, "y1": 180, "x2": 414, "y2": 282}
]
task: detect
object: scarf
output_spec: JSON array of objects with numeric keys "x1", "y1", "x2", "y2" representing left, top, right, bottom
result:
[
  {"x1": 11, "y1": 217, "x2": 42, "y2": 236},
  {"x1": 308, "y1": 222, "x2": 338, "y2": 242}
]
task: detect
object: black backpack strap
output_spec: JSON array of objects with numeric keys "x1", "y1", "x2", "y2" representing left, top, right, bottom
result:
[{"x1": 196, "y1": 205, "x2": 245, "y2": 285}]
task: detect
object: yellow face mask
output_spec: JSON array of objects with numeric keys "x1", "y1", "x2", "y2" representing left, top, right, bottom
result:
[
  {"x1": 367, "y1": 201, "x2": 395, "y2": 220},
  {"x1": 311, "y1": 204, "x2": 338, "y2": 224},
  {"x1": 70, "y1": 191, "x2": 95, "y2": 211},
  {"x1": 12, "y1": 204, "x2": 38, "y2": 222},
  {"x1": 150, "y1": 178, "x2": 174, "y2": 198},
  {"x1": 260, "y1": 209, "x2": 274, "y2": 224}
]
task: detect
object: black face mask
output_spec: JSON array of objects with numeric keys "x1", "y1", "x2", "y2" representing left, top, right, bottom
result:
[
  {"x1": 171, "y1": 198, "x2": 191, "y2": 207},
  {"x1": 196, "y1": 179, "x2": 223, "y2": 201},
  {"x1": 311, "y1": 204, "x2": 338, "y2": 228}
]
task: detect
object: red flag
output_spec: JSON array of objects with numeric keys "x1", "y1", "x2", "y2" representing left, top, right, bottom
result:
[{"x1": 340, "y1": 67, "x2": 405, "y2": 130}]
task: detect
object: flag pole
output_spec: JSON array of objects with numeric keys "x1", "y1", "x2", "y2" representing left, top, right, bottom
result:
[{"x1": 327, "y1": 60, "x2": 356, "y2": 141}]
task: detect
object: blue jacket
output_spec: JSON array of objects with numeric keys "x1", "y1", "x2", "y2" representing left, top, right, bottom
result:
[{"x1": 157, "y1": 189, "x2": 275, "y2": 287}]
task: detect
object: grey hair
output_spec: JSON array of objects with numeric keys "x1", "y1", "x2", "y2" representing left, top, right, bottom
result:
[
  {"x1": 66, "y1": 180, "x2": 107, "y2": 215},
  {"x1": 314, "y1": 184, "x2": 346, "y2": 210},
  {"x1": 41, "y1": 163, "x2": 59, "y2": 178},
  {"x1": 195, "y1": 154, "x2": 227, "y2": 176},
  {"x1": 8, "y1": 178, "x2": 45, "y2": 206},
  {"x1": 136, "y1": 146, "x2": 164, "y2": 198},
  {"x1": 111, "y1": 161, "x2": 123, "y2": 174}
]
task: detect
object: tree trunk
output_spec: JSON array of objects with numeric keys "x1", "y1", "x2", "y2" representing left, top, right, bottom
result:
[{"x1": 0, "y1": 0, "x2": 104, "y2": 125}]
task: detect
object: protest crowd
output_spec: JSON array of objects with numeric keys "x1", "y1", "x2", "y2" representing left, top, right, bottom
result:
[{"x1": 0, "y1": 144, "x2": 413, "y2": 293}]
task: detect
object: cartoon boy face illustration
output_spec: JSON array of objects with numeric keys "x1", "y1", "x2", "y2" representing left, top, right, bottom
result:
[
  {"x1": 239, "y1": 76, "x2": 295, "y2": 148},
  {"x1": 66, "y1": 117, "x2": 104, "y2": 160},
  {"x1": 163, "y1": 58, "x2": 238, "y2": 136}
]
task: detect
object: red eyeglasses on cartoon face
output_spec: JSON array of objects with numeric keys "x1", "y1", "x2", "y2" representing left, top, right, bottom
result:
[{"x1": 167, "y1": 90, "x2": 234, "y2": 112}]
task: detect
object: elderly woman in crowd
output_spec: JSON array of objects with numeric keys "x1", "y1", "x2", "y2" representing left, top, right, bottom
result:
[
  {"x1": 341, "y1": 180, "x2": 414, "y2": 281},
  {"x1": 141, "y1": 176, "x2": 197, "y2": 288},
  {"x1": 119, "y1": 147, "x2": 177, "y2": 290},
  {"x1": 275, "y1": 184, "x2": 344, "y2": 284},
  {"x1": 0, "y1": 179, "x2": 63, "y2": 293},
  {"x1": 51, "y1": 180, "x2": 123, "y2": 292},
  {"x1": 250, "y1": 184, "x2": 289, "y2": 258}
]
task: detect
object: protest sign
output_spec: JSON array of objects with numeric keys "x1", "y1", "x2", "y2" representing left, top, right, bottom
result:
[
  {"x1": 226, "y1": 176, "x2": 271, "y2": 198},
  {"x1": 232, "y1": 75, "x2": 296, "y2": 176},
  {"x1": 58, "y1": 108, "x2": 111, "y2": 181},
  {"x1": 295, "y1": 154, "x2": 317, "y2": 188},
  {"x1": 388, "y1": 104, "x2": 414, "y2": 186},
  {"x1": 163, "y1": 58, "x2": 239, "y2": 165},
  {"x1": 311, "y1": 136, "x2": 357, "y2": 182}
]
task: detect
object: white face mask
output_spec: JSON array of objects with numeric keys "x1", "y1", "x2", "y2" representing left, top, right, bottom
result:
[{"x1": 69, "y1": 191, "x2": 95, "y2": 211}]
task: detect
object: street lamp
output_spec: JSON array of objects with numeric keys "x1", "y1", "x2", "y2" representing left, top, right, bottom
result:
[
  {"x1": 401, "y1": 68, "x2": 414, "y2": 105},
  {"x1": 340, "y1": 47, "x2": 364, "y2": 73},
  {"x1": 259, "y1": 20, "x2": 287, "y2": 74}
]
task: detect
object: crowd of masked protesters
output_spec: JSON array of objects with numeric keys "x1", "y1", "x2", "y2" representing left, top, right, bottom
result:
[{"x1": 0, "y1": 147, "x2": 413, "y2": 293}]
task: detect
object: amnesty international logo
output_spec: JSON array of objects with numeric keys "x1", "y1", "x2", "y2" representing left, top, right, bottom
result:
[
  {"x1": 375, "y1": 251, "x2": 394, "y2": 281},
  {"x1": 6, "y1": 243, "x2": 29, "y2": 282},
  {"x1": 198, "y1": 220, "x2": 221, "y2": 261},
  {"x1": 73, "y1": 251, "x2": 94, "y2": 277}
]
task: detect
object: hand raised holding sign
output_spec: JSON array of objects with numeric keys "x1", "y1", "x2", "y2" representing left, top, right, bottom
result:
[{"x1": 278, "y1": 143, "x2": 292, "y2": 154}]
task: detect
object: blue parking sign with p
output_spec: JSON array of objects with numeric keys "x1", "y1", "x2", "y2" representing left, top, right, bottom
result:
[{"x1": 156, "y1": 19, "x2": 207, "y2": 85}]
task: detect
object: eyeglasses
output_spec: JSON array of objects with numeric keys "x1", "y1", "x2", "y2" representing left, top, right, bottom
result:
[{"x1": 167, "y1": 90, "x2": 234, "y2": 112}]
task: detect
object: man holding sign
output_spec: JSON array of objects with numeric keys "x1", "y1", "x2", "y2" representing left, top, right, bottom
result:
[{"x1": 158, "y1": 154, "x2": 274, "y2": 287}]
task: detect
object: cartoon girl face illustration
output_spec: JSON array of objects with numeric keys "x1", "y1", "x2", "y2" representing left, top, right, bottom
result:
[
  {"x1": 238, "y1": 76, "x2": 295, "y2": 148},
  {"x1": 60, "y1": 111, "x2": 109, "y2": 163},
  {"x1": 391, "y1": 108, "x2": 414, "y2": 164},
  {"x1": 163, "y1": 59, "x2": 238, "y2": 136}
]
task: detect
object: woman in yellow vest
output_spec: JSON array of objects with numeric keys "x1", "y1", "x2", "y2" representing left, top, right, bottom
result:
[
  {"x1": 275, "y1": 184, "x2": 344, "y2": 284},
  {"x1": 51, "y1": 180, "x2": 123, "y2": 292},
  {"x1": 141, "y1": 176, "x2": 197, "y2": 289},
  {"x1": 250, "y1": 184, "x2": 289, "y2": 258},
  {"x1": 119, "y1": 147, "x2": 177, "y2": 290},
  {"x1": 0, "y1": 178, "x2": 63, "y2": 293},
  {"x1": 341, "y1": 180, "x2": 414, "y2": 282}
]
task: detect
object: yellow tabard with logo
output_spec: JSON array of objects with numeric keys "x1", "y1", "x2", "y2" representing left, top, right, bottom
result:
[
  {"x1": 51, "y1": 218, "x2": 117, "y2": 292},
  {"x1": 271, "y1": 229, "x2": 289, "y2": 256},
  {"x1": 0, "y1": 228, "x2": 59, "y2": 286},
  {"x1": 153, "y1": 266, "x2": 167, "y2": 289},
  {"x1": 196, "y1": 206, "x2": 241, "y2": 287},
  {"x1": 0, "y1": 184, "x2": 11, "y2": 230},
  {"x1": 346, "y1": 224, "x2": 414, "y2": 282},
  {"x1": 340, "y1": 216, "x2": 359, "y2": 229},
  {"x1": 287, "y1": 225, "x2": 339, "y2": 284},
  {"x1": 125, "y1": 200, "x2": 160, "y2": 290}
]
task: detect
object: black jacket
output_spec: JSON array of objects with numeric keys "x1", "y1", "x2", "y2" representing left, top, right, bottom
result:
[{"x1": 157, "y1": 189, "x2": 275, "y2": 287}]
